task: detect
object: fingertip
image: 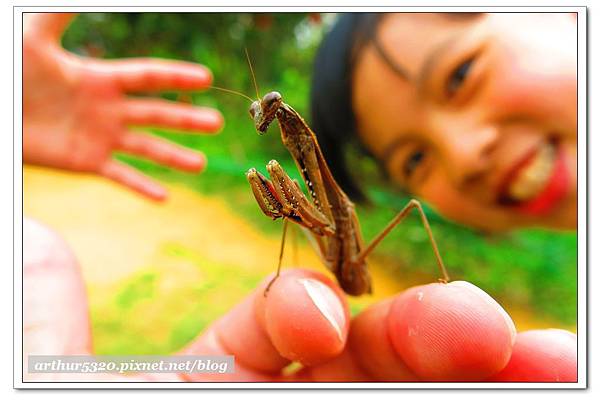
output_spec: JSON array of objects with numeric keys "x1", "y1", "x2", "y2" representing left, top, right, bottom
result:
[
  {"x1": 204, "y1": 110, "x2": 224, "y2": 134},
  {"x1": 260, "y1": 269, "x2": 349, "y2": 366},
  {"x1": 145, "y1": 184, "x2": 168, "y2": 202},
  {"x1": 180, "y1": 151, "x2": 207, "y2": 173},
  {"x1": 489, "y1": 329, "x2": 577, "y2": 382},
  {"x1": 100, "y1": 160, "x2": 169, "y2": 203},
  {"x1": 388, "y1": 281, "x2": 514, "y2": 381},
  {"x1": 196, "y1": 64, "x2": 213, "y2": 87},
  {"x1": 197, "y1": 152, "x2": 207, "y2": 171},
  {"x1": 27, "y1": 13, "x2": 77, "y2": 40},
  {"x1": 448, "y1": 281, "x2": 517, "y2": 343},
  {"x1": 174, "y1": 62, "x2": 213, "y2": 89},
  {"x1": 187, "y1": 108, "x2": 223, "y2": 134}
]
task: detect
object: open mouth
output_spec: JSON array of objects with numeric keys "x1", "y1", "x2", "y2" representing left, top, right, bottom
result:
[{"x1": 497, "y1": 138, "x2": 570, "y2": 216}]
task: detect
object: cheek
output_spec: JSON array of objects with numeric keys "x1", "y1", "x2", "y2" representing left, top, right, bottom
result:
[
  {"x1": 416, "y1": 172, "x2": 513, "y2": 230},
  {"x1": 418, "y1": 173, "x2": 485, "y2": 223},
  {"x1": 484, "y1": 45, "x2": 577, "y2": 136}
]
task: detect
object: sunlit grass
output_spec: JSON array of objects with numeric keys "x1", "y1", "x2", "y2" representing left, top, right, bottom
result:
[{"x1": 92, "y1": 242, "x2": 263, "y2": 355}]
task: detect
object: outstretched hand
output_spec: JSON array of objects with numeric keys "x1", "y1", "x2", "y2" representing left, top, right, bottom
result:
[{"x1": 23, "y1": 13, "x2": 223, "y2": 200}]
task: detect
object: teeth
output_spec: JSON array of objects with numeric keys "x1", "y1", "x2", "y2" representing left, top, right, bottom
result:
[{"x1": 508, "y1": 143, "x2": 555, "y2": 201}]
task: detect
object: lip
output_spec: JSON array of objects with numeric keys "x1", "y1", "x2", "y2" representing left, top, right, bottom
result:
[{"x1": 497, "y1": 140, "x2": 570, "y2": 216}]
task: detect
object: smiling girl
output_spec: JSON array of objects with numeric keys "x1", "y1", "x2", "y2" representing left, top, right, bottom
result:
[{"x1": 311, "y1": 13, "x2": 577, "y2": 232}]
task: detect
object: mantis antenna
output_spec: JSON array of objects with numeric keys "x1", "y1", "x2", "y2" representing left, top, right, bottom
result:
[
  {"x1": 209, "y1": 85, "x2": 255, "y2": 103},
  {"x1": 245, "y1": 48, "x2": 261, "y2": 100},
  {"x1": 209, "y1": 49, "x2": 260, "y2": 103}
]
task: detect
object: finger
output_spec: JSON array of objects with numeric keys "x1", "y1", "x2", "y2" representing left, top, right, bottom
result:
[
  {"x1": 289, "y1": 347, "x2": 372, "y2": 382},
  {"x1": 387, "y1": 281, "x2": 517, "y2": 381},
  {"x1": 289, "y1": 299, "x2": 417, "y2": 382},
  {"x1": 97, "y1": 58, "x2": 213, "y2": 92},
  {"x1": 179, "y1": 269, "x2": 349, "y2": 381},
  {"x1": 118, "y1": 131, "x2": 206, "y2": 172},
  {"x1": 99, "y1": 160, "x2": 167, "y2": 201},
  {"x1": 25, "y1": 13, "x2": 76, "y2": 40},
  {"x1": 122, "y1": 99, "x2": 223, "y2": 133},
  {"x1": 287, "y1": 302, "x2": 398, "y2": 382},
  {"x1": 256, "y1": 269, "x2": 350, "y2": 366},
  {"x1": 488, "y1": 329, "x2": 577, "y2": 382},
  {"x1": 345, "y1": 299, "x2": 419, "y2": 381}
]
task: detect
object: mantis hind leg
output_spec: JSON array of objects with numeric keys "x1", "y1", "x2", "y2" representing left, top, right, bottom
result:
[{"x1": 357, "y1": 199, "x2": 450, "y2": 283}]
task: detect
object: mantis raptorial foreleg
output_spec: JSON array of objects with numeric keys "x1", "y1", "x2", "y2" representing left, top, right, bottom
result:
[
  {"x1": 247, "y1": 160, "x2": 334, "y2": 236},
  {"x1": 247, "y1": 160, "x2": 334, "y2": 294}
]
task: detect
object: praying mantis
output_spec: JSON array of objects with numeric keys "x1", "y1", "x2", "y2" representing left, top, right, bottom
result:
[
  {"x1": 211, "y1": 54, "x2": 449, "y2": 296},
  {"x1": 244, "y1": 91, "x2": 450, "y2": 296}
]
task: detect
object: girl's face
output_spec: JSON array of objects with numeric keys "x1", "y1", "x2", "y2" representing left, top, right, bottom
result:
[{"x1": 352, "y1": 13, "x2": 577, "y2": 232}]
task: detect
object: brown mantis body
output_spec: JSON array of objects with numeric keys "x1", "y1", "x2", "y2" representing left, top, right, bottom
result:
[{"x1": 245, "y1": 91, "x2": 449, "y2": 296}]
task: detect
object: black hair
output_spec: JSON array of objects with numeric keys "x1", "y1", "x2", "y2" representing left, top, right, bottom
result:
[{"x1": 310, "y1": 13, "x2": 384, "y2": 202}]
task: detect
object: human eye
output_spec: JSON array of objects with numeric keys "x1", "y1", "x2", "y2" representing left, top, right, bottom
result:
[
  {"x1": 445, "y1": 57, "x2": 474, "y2": 98},
  {"x1": 403, "y1": 148, "x2": 426, "y2": 179}
]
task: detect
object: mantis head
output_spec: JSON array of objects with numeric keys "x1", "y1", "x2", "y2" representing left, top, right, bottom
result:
[{"x1": 249, "y1": 91, "x2": 283, "y2": 135}]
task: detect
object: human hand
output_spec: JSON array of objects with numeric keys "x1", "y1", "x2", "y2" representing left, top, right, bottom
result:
[
  {"x1": 178, "y1": 269, "x2": 577, "y2": 382},
  {"x1": 23, "y1": 219, "x2": 576, "y2": 383},
  {"x1": 23, "y1": 13, "x2": 223, "y2": 201}
]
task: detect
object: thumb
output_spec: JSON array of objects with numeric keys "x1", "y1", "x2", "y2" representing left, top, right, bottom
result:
[{"x1": 25, "y1": 13, "x2": 77, "y2": 41}]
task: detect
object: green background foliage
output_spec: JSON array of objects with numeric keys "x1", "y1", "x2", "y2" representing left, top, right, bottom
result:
[{"x1": 62, "y1": 13, "x2": 577, "y2": 338}]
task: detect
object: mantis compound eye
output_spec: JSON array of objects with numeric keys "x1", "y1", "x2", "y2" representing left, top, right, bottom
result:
[
  {"x1": 263, "y1": 91, "x2": 282, "y2": 107},
  {"x1": 249, "y1": 101, "x2": 260, "y2": 119}
]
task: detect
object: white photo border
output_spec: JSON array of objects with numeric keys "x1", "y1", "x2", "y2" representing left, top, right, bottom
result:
[{"x1": 13, "y1": 5, "x2": 588, "y2": 389}]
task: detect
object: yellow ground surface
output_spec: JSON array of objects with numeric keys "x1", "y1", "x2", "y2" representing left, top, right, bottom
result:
[{"x1": 23, "y1": 165, "x2": 566, "y2": 354}]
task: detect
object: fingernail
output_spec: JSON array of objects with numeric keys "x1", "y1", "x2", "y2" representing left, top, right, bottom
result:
[
  {"x1": 299, "y1": 278, "x2": 345, "y2": 343},
  {"x1": 449, "y1": 281, "x2": 517, "y2": 344}
]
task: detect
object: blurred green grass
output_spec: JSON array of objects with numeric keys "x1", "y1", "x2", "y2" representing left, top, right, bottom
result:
[
  {"x1": 63, "y1": 13, "x2": 577, "y2": 335},
  {"x1": 94, "y1": 242, "x2": 263, "y2": 354}
]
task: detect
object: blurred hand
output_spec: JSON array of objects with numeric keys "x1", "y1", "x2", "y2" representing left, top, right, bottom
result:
[{"x1": 23, "y1": 13, "x2": 223, "y2": 201}]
